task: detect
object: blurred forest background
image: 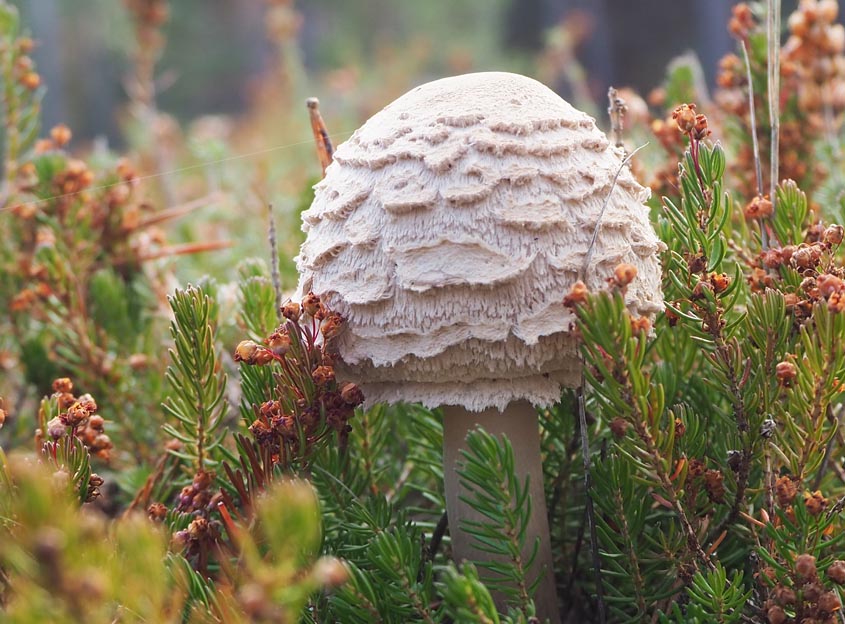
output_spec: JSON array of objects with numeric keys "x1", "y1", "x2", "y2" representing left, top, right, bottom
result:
[
  {"x1": 17, "y1": 0, "x2": 753, "y2": 140},
  {"x1": 5, "y1": 0, "x2": 812, "y2": 286}
]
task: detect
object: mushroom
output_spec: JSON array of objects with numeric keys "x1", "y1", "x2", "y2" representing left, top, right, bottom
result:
[{"x1": 296, "y1": 72, "x2": 663, "y2": 621}]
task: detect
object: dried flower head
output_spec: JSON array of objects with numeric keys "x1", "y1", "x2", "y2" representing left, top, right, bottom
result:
[
  {"x1": 339, "y1": 382, "x2": 365, "y2": 407},
  {"x1": 692, "y1": 113, "x2": 711, "y2": 141},
  {"x1": 281, "y1": 300, "x2": 301, "y2": 322},
  {"x1": 824, "y1": 224, "x2": 844, "y2": 245},
  {"x1": 301, "y1": 292, "x2": 322, "y2": 317},
  {"x1": 744, "y1": 195, "x2": 774, "y2": 220},
  {"x1": 234, "y1": 340, "x2": 274, "y2": 365},
  {"x1": 818, "y1": 590, "x2": 841, "y2": 614},
  {"x1": 804, "y1": 490, "x2": 828, "y2": 516},
  {"x1": 265, "y1": 329, "x2": 291, "y2": 356},
  {"x1": 704, "y1": 469, "x2": 726, "y2": 503},
  {"x1": 775, "y1": 475, "x2": 799, "y2": 507},
  {"x1": 817, "y1": 273, "x2": 844, "y2": 298},
  {"x1": 729, "y1": 3, "x2": 756, "y2": 40},
  {"x1": 312, "y1": 365, "x2": 335, "y2": 385},
  {"x1": 709, "y1": 272, "x2": 731, "y2": 294},
  {"x1": 672, "y1": 103, "x2": 697, "y2": 134},
  {"x1": 147, "y1": 502, "x2": 168, "y2": 523},
  {"x1": 320, "y1": 312, "x2": 345, "y2": 339}
]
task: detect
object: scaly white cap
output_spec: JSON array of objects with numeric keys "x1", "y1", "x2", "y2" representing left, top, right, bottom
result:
[{"x1": 296, "y1": 72, "x2": 663, "y2": 411}]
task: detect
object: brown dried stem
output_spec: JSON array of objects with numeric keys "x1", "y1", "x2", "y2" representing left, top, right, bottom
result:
[{"x1": 306, "y1": 97, "x2": 334, "y2": 176}]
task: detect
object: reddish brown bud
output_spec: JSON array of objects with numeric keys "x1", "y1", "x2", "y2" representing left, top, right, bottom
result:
[
  {"x1": 147, "y1": 502, "x2": 167, "y2": 523},
  {"x1": 828, "y1": 560, "x2": 845, "y2": 584},
  {"x1": 613, "y1": 263, "x2": 638, "y2": 287},
  {"x1": 729, "y1": 3, "x2": 756, "y2": 40},
  {"x1": 50, "y1": 124, "x2": 72, "y2": 148},
  {"x1": 762, "y1": 249, "x2": 784, "y2": 268},
  {"x1": 52, "y1": 378, "x2": 73, "y2": 394},
  {"x1": 609, "y1": 417, "x2": 629, "y2": 438},
  {"x1": 563, "y1": 280, "x2": 589, "y2": 308},
  {"x1": 818, "y1": 274, "x2": 844, "y2": 298},
  {"x1": 773, "y1": 585, "x2": 796, "y2": 606},
  {"x1": 688, "y1": 458, "x2": 706, "y2": 478},
  {"x1": 339, "y1": 382, "x2": 365, "y2": 407},
  {"x1": 765, "y1": 605, "x2": 786, "y2": 624},
  {"x1": 819, "y1": 590, "x2": 842, "y2": 614},
  {"x1": 19, "y1": 71, "x2": 41, "y2": 90},
  {"x1": 776, "y1": 361, "x2": 797, "y2": 386},
  {"x1": 803, "y1": 581, "x2": 823, "y2": 603},
  {"x1": 688, "y1": 253, "x2": 707, "y2": 274},
  {"x1": 796, "y1": 553, "x2": 818, "y2": 579}
]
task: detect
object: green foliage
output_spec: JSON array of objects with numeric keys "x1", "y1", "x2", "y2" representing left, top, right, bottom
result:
[
  {"x1": 0, "y1": 454, "x2": 180, "y2": 624},
  {"x1": 237, "y1": 259, "x2": 279, "y2": 342},
  {"x1": 162, "y1": 284, "x2": 228, "y2": 472},
  {"x1": 457, "y1": 428, "x2": 540, "y2": 618},
  {"x1": 772, "y1": 180, "x2": 810, "y2": 247},
  {"x1": 439, "y1": 563, "x2": 501, "y2": 624},
  {"x1": 0, "y1": 452, "x2": 344, "y2": 624},
  {"x1": 658, "y1": 564, "x2": 751, "y2": 624},
  {"x1": 661, "y1": 54, "x2": 708, "y2": 111}
]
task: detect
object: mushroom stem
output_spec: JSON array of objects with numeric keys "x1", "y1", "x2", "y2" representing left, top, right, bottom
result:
[{"x1": 442, "y1": 400, "x2": 559, "y2": 623}]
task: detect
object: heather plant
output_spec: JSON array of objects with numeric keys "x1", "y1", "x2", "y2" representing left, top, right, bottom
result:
[{"x1": 7, "y1": 0, "x2": 845, "y2": 623}]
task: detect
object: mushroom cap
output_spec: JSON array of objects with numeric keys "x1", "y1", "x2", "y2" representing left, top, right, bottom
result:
[{"x1": 296, "y1": 72, "x2": 663, "y2": 412}]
